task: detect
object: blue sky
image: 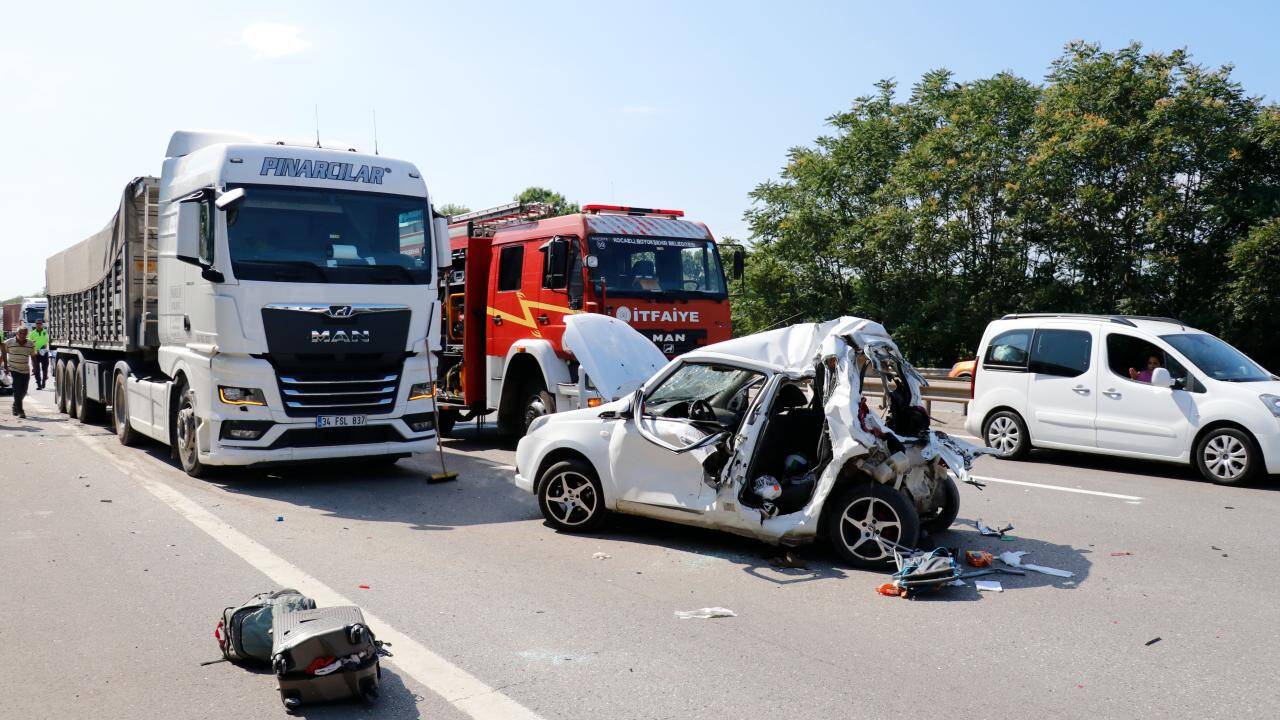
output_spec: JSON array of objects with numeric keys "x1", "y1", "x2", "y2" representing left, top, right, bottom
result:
[{"x1": 1, "y1": 0, "x2": 1276, "y2": 296}]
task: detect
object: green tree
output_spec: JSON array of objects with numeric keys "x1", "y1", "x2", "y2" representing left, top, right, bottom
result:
[
  {"x1": 436, "y1": 203, "x2": 471, "y2": 218},
  {"x1": 515, "y1": 186, "x2": 580, "y2": 216}
]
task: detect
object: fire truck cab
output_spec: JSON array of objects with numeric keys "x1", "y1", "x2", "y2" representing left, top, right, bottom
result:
[{"x1": 435, "y1": 202, "x2": 739, "y2": 435}]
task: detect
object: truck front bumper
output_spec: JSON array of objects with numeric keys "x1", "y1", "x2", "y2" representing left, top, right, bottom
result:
[{"x1": 200, "y1": 416, "x2": 437, "y2": 467}]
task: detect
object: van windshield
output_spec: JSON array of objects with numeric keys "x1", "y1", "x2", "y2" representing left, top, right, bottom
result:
[
  {"x1": 588, "y1": 235, "x2": 727, "y2": 299},
  {"x1": 1160, "y1": 333, "x2": 1271, "y2": 382},
  {"x1": 226, "y1": 184, "x2": 432, "y2": 284}
]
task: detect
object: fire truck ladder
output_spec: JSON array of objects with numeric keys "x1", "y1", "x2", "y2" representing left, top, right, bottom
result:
[{"x1": 451, "y1": 201, "x2": 555, "y2": 237}]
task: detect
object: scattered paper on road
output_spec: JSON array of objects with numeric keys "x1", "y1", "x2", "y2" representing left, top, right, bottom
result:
[
  {"x1": 592, "y1": 552, "x2": 612, "y2": 560},
  {"x1": 675, "y1": 607, "x2": 736, "y2": 619},
  {"x1": 975, "y1": 580, "x2": 1002, "y2": 592}
]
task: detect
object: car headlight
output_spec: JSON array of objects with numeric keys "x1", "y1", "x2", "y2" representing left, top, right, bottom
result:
[
  {"x1": 219, "y1": 386, "x2": 266, "y2": 406},
  {"x1": 408, "y1": 382, "x2": 434, "y2": 401},
  {"x1": 1261, "y1": 394, "x2": 1280, "y2": 419}
]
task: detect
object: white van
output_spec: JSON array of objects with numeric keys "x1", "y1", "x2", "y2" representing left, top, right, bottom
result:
[{"x1": 965, "y1": 314, "x2": 1280, "y2": 485}]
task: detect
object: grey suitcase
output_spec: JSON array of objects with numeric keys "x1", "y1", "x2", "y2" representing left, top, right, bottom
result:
[{"x1": 271, "y1": 606, "x2": 380, "y2": 712}]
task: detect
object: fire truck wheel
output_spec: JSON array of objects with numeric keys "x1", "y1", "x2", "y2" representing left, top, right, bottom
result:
[
  {"x1": 436, "y1": 408, "x2": 459, "y2": 437},
  {"x1": 521, "y1": 382, "x2": 555, "y2": 436}
]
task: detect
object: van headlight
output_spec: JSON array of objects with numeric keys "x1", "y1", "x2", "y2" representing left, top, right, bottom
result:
[
  {"x1": 219, "y1": 386, "x2": 266, "y2": 406},
  {"x1": 1261, "y1": 394, "x2": 1280, "y2": 419},
  {"x1": 408, "y1": 382, "x2": 435, "y2": 401}
]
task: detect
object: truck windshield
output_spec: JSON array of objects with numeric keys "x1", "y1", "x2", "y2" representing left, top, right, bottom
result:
[
  {"x1": 1160, "y1": 333, "x2": 1272, "y2": 382},
  {"x1": 226, "y1": 185, "x2": 432, "y2": 284},
  {"x1": 23, "y1": 307, "x2": 45, "y2": 323},
  {"x1": 589, "y1": 235, "x2": 727, "y2": 298}
]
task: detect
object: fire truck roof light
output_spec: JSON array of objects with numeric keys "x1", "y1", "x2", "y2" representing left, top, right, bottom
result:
[{"x1": 582, "y1": 204, "x2": 684, "y2": 218}]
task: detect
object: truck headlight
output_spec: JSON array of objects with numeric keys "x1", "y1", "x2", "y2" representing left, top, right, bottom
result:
[
  {"x1": 219, "y1": 386, "x2": 266, "y2": 406},
  {"x1": 1261, "y1": 394, "x2": 1280, "y2": 419},
  {"x1": 408, "y1": 382, "x2": 435, "y2": 401}
]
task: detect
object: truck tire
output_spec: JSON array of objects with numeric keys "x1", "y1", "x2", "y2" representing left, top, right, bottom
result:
[
  {"x1": 520, "y1": 380, "x2": 555, "y2": 436},
  {"x1": 54, "y1": 359, "x2": 67, "y2": 414},
  {"x1": 77, "y1": 367, "x2": 105, "y2": 424},
  {"x1": 436, "y1": 408, "x2": 459, "y2": 437},
  {"x1": 113, "y1": 372, "x2": 139, "y2": 447},
  {"x1": 65, "y1": 363, "x2": 80, "y2": 419},
  {"x1": 174, "y1": 385, "x2": 210, "y2": 478}
]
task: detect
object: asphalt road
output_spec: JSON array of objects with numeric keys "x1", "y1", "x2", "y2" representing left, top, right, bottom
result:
[{"x1": 3, "y1": 387, "x2": 1278, "y2": 719}]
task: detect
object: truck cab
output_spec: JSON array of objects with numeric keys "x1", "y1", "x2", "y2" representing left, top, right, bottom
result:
[{"x1": 435, "y1": 203, "x2": 738, "y2": 435}]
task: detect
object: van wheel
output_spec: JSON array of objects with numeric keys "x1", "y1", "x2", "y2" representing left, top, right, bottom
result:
[
  {"x1": 54, "y1": 360, "x2": 67, "y2": 413},
  {"x1": 1195, "y1": 428, "x2": 1258, "y2": 486},
  {"x1": 827, "y1": 483, "x2": 920, "y2": 569},
  {"x1": 65, "y1": 363, "x2": 80, "y2": 419},
  {"x1": 984, "y1": 410, "x2": 1029, "y2": 459},
  {"x1": 174, "y1": 385, "x2": 210, "y2": 478},
  {"x1": 921, "y1": 474, "x2": 960, "y2": 533},
  {"x1": 113, "y1": 372, "x2": 139, "y2": 446},
  {"x1": 537, "y1": 459, "x2": 607, "y2": 532},
  {"x1": 521, "y1": 380, "x2": 555, "y2": 436}
]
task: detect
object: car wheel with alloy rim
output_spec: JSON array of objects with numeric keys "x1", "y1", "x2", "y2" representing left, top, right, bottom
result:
[
  {"x1": 984, "y1": 410, "x2": 1029, "y2": 459},
  {"x1": 827, "y1": 482, "x2": 920, "y2": 569},
  {"x1": 537, "y1": 459, "x2": 607, "y2": 532},
  {"x1": 1194, "y1": 427, "x2": 1257, "y2": 486}
]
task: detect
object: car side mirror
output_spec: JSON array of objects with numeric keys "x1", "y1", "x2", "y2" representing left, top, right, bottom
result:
[{"x1": 1150, "y1": 367, "x2": 1174, "y2": 388}]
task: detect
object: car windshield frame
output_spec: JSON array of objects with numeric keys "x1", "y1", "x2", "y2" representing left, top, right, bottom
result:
[
  {"x1": 223, "y1": 183, "x2": 433, "y2": 285},
  {"x1": 1159, "y1": 332, "x2": 1271, "y2": 382},
  {"x1": 587, "y1": 233, "x2": 728, "y2": 300}
]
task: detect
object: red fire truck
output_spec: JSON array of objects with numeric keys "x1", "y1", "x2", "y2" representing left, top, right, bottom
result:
[{"x1": 434, "y1": 202, "x2": 741, "y2": 435}]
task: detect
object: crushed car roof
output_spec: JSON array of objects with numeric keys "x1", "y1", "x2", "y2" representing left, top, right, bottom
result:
[{"x1": 683, "y1": 317, "x2": 897, "y2": 373}]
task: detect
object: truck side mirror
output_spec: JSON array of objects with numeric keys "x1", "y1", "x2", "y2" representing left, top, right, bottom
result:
[
  {"x1": 433, "y1": 216, "x2": 452, "y2": 270},
  {"x1": 732, "y1": 248, "x2": 745, "y2": 280}
]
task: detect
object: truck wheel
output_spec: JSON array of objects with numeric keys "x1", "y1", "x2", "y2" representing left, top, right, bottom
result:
[
  {"x1": 521, "y1": 380, "x2": 555, "y2": 436},
  {"x1": 65, "y1": 363, "x2": 80, "y2": 419},
  {"x1": 113, "y1": 372, "x2": 139, "y2": 447},
  {"x1": 826, "y1": 483, "x2": 920, "y2": 569},
  {"x1": 436, "y1": 408, "x2": 459, "y2": 437},
  {"x1": 174, "y1": 386, "x2": 210, "y2": 478},
  {"x1": 54, "y1": 360, "x2": 67, "y2": 413},
  {"x1": 537, "y1": 459, "x2": 607, "y2": 532},
  {"x1": 77, "y1": 367, "x2": 105, "y2": 424}
]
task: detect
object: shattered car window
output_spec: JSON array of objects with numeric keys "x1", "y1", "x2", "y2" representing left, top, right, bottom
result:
[{"x1": 646, "y1": 363, "x2": 763, "y2": 417}]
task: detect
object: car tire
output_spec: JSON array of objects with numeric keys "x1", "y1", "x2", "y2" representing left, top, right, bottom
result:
[
  {"x1": 984, "y1": 410, "x2": 1030, "y2": 459},
  {"x1": 113, "y1": 372, "x2": 139, "y2": 447},
  {"x1": 827, "y1": 482, "x2": 921, "y2": 569},
  {"x1": 54, "y1": 359, "x2": 67, "y2": 413},
  {"x1": 921, "y1": 474, "x2": 961, "y2": 533},
  {"x1": 1194, "y1": 427, "x2": 1259, "y2": 486},
  {"x1": 537, "y1": 459, "x2": 607, "y2": 532},
  {"x1": 174, "y1": 385, "x2": 210, "y2": 478}
]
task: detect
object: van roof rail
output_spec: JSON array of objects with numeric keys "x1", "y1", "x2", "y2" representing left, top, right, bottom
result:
[{"x1": 999, "y1": 313, "x2": 1187, "y2": 327}]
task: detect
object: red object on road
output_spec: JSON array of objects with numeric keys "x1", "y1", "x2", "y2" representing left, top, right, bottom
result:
[{"x1": 358, "y1": 584, "x2": 370, "y2": 589}]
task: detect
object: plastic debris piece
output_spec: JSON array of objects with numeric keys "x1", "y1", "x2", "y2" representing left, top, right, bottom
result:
[
  {"x1": 965, "y1": 550, "x2": 994, "y2": 567},
  {"x1": 276, "y1": 516, "x2": 284, "y2": 522},
  {"x1": 1145, "y1": 637, "x2": 1162, "y2": 646},
  {"x1": 358, "y1": 584, "x2": 370, "y2": 590},
  {"x1": 975, "y1": 519, "x2": 1013, "y2": 537},
  {"x1": 876, "y1": 582, "x2": 903, "y2": 597},
  {"x1": 1110, "y1": 551, "x2": 1134, "y2": 557},
  {"x1": 100, "y1": 499, "x2": 112, "y2": 503},
  {"x1": 998, "y1": 550, "x2": 1074, "y2": 578},
  {"x1": 975, "y1": 580, "x2": 1002, "y2": 592},
  {"x1": 674, "y1": 607, "x2": 736, "y2": 619},
  {"x1": 592, "y1": 552, "x2": 612, "y2": 560}
]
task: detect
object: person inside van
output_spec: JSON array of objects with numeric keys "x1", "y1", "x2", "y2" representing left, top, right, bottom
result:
[{"x1": 1129, "y1": 354, "x2": 1163, "y2": 383}]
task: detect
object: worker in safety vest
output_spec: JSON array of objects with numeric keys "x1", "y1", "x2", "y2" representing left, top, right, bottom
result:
[{"x1": 29, "y1": 319, "x2": 49, "y2": 390}]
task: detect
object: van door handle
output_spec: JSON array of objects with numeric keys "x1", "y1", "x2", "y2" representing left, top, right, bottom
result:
[
  {"x1": 1072, "y1": 385, "x2": 1090, "y2": 395},
  {"x1": 1102, "y1": 388, "x2": 1122, "y2": 398}
]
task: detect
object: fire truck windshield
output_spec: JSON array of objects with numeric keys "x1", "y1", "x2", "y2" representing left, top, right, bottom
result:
[
  {"x1": 225, "y1": 184, "x2": 433, "y2": 284},
  {"x1": 588, "y1": 235, "x2": 727, "y2": 298}
]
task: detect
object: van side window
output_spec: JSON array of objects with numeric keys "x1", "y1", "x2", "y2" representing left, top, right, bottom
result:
[
  {"x1": 497, "y1": 245, "x2": 524, "y2": 292},
  {"x1": 1105, "y1": 333, "x2": 1199, "y2": 391},
  {"x1": 983, "y1": 329, "x2": 1031, "y2": 369},
  {"x1": 1030, "y1": 329, "x2": 1092, "y2": 377}
]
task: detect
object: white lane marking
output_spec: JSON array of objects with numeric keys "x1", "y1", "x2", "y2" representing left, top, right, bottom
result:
[
  {"x1": 34, "y1": 397, "x2": 543, "y2": 720},
  {"x1": 971, "y1": 474, "x2": 1143, "y2": 501}
]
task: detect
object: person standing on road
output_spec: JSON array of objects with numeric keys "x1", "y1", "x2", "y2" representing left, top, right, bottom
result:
[
  {"x1": 1, "y1": 327, "x2": 35, "y2": 418},
  {"x1": 29, "y1": 319, "x2": 49, "y2": 390}
]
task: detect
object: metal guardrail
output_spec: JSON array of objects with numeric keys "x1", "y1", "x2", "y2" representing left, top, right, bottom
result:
[{"x1": 862, "y1": 376, "x2": 971, "y2": 415}]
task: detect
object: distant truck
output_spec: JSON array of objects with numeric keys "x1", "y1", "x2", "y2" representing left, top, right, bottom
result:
[
  {"x1": 2, "y1": 297, "x2": 46, "y2": 336},
  {"x1": 433, "y1": 202, "x2": 741, "y2": 436},
  {"x1": 45, "y1": 130, "x2": 451, "y2": 477}
]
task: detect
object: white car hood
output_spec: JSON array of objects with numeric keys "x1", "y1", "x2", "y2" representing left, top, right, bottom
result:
[{"x1": 562, "y1": 314, "x2": 669, "y2": 401}]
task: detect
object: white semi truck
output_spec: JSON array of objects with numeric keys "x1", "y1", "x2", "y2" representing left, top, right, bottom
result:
[{"x1": 45, "y1": 130, "x2": 451, "y2": 477}]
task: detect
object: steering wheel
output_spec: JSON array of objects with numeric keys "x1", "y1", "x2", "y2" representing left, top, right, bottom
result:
[{"x1": 689, "y1": 399, "x2": 717, "y2": 423}]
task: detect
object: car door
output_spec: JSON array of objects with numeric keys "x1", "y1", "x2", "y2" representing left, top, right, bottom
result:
[
  {"x1": 1025, "y1": 326, "x2": 1098, "y2": 448},
  {"x1": 1094, "y1": 332, "x2": 1198, "y2": 458},
  {"x1": 609, "y1": 361, "x2": 762, "y2": 513}
]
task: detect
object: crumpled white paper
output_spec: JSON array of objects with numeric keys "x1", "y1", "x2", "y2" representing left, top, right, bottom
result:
[
  {"x1": 674, "y1": 607, "x2": 737, "y2": 619},
  {"x1": 998, "y1": 550, "x2": 1074, "y2": 578}
]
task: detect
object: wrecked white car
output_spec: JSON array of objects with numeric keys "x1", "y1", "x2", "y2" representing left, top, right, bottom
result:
[{"x1": 513, "y1": 315, "x2": 993, "y2": 568}]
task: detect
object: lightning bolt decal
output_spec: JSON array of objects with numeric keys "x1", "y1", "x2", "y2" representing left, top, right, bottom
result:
[{"x1": 487, "y1": 292, "x2": 579, "y2": 338}]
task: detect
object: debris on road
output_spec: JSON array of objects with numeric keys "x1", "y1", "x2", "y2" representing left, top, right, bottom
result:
[
  {"x1": 276, "y1": 515, "x2": 284, "y2": 522},
  {"x1": 975, "y1": 580, "x2": 1003, "y2": 593},
  {"x1": 1145, "y1": 637, "x2": 1162, "y2": 646},
  {"x1": 964, "y1": 550, "x2": 994, "y2": 567},
  {"x1": 675, "y1": 607, "x2": 736, "y2": 619},
  {"x1": 1110, "y1": 551, "x2": 1134, "y2": 557},
  {"x1": 891, "y1": 548, "x2": 960, "y2": 595},
  {"x1": 767, "y1": 549, "x2": 807, "y2": 569},
  {"x1": 99, "y1": 499, "x2": 112, "y2": 503},
  {"x1": 998, "y1": 550, "x2": 1074, "y2": 578},
  {"x1": 358, "y1": 584, "x2": 371, "y2": 590},
  {"x1": 591, "y1": 552, "x2": 612, "y2": 560},
  {"x1": 976, "y1": 519, "x2": 1014, "y2": 537}
]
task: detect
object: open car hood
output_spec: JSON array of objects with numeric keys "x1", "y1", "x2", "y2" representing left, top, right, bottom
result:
[{"x1": 562, "y1": 314, "x2": 669, "y2": 401}]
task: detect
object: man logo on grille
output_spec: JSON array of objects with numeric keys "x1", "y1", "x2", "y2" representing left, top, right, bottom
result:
[{"x1": 327, "y1": 305, "x2": 353, "y2": 318}]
